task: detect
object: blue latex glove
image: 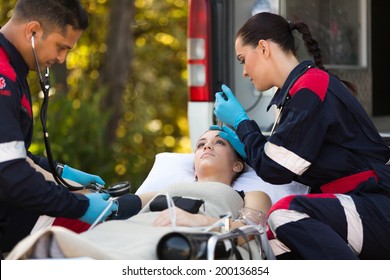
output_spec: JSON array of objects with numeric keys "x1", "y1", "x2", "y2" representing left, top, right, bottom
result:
[
  {"x1": 80, "y1": 193, "x2": 118, "y2": 224},
  {"x1": 209, "y1": 125, "x2": 247, "y2": 160},
  {"x1": 62, "y1": 165, "x2": 105, "y2": 186},
  {"x1": 214, "y1": 84, "x2": 249, "y2": 129}
]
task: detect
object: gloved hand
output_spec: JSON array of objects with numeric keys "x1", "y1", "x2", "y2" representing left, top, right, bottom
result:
[
  {"x1": 214, "y1": 84, "x2": 249, "y2": 129},
  {"x1": 210, "y1": 125, "x2": 247, "y2": 160},
  {"x1": 80, "y1": 193, "x2": 118, "y2": 224},
  {"x1": 61, "y1": 165, "x2": 105, "y2": 186}
]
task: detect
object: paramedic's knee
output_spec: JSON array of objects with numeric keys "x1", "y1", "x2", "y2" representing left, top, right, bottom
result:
[
  {"x1": 266, "y1": 204, "x2": 309, "y2": 259},
  {"x1": 267, "y1": 195, "x2": 309, "y2": 239}
]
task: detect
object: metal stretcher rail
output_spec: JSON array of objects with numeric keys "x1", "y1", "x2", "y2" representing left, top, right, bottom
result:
[{"x1": 206, "y1": 225, "x2": 276, "y2": 260}]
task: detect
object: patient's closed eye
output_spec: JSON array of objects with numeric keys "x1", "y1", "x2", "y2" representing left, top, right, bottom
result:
[{"x1": 196, "y1": 141, "x2": 206, "y2": 149}]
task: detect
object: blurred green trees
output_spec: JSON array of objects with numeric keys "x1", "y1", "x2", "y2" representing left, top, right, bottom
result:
[{"x1": 0, "y1": 0, "x2": 190, "y2": 191}]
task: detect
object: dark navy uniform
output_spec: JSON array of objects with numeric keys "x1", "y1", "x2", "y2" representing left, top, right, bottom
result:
[
  {"x1": 0, "y1": 33, "x2": 88, "y2": 255},
  {"x1": 236, "y1": 60, "x2": 390, "y2": 259}
]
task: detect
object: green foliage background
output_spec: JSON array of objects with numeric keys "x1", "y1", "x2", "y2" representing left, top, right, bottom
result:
[{"x1": 0, "y1": 0, "x2": 190, "y2": 191}]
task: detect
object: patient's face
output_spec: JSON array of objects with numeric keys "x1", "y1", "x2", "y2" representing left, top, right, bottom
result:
[{"x1": 194, "y1": 130, "x2": 242, "y2": 183}]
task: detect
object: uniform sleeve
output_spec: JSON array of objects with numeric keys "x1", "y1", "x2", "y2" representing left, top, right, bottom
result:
[
  {"x1": 237, "y1": 87, "x2": 328, "y2": 185},
  {"x1": 0, "y1": 74, "x2": 88, "y2": 219},
  {"x1": 0, "y1": 158, "x2": 88, "y2": 218},
  {"x1": 0, "y1": 74, "x2": 24, "y2": 142}
]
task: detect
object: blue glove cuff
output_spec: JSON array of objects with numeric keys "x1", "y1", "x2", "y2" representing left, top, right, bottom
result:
[{"x1": 234, "y1": 113, "x2": 250, "y2": 130}]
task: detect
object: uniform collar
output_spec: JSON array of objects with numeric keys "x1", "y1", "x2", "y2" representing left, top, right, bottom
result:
[
  {"x1": 267, "y1": 60, "x2": 314, "y2": 111},
  {"x1": 0, "y1": 32, "x2": 30, "y2": 80}
]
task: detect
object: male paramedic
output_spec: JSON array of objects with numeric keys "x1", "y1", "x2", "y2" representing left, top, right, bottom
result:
[{"x1": 0, "y1": 0, "x2": 118, "y2": 258}]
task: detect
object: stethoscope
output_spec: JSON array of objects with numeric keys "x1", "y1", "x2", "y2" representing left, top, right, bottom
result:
[
  {"x1": 31, "y1": 33, "x2": 129, "y2": 197},
  {"x1": 270, "y1": 63, "x2": 313, "y2": 134}
]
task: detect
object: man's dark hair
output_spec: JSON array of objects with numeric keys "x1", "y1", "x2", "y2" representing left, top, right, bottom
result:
[{"x1": 13, "y1": 0, "x2": 89, "y2": 35}]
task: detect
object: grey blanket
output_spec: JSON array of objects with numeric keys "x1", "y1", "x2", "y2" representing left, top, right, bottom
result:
[{"x1": 7, "y1": 182, "x2": 246, "y2": 260}]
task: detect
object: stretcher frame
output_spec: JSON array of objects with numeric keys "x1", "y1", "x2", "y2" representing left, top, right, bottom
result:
[{"x1": 206, "y1": 224, "x2": 276, "y2": 260}]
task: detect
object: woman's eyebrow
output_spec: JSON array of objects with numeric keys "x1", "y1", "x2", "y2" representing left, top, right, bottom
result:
[{"x1": 214, "y1": 135, "x2": 227, "y2": 142}]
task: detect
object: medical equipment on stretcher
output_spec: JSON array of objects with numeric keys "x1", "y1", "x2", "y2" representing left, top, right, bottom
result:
[
  {"x1": 157, "y1": 224, "x2": 275, "y2": 260},
  {"x1": 156, "y1": 203, "x2": 274, "y2": 260},
  {"x1": 157, "y1": 231, "x2": 229, "y2": 259}
]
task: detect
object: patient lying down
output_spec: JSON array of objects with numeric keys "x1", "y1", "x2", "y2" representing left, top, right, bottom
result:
[{"x1": 6, "y1": 130, "x2": 272, "y2": 260}]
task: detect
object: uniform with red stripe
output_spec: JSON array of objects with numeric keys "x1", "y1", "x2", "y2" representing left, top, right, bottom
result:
[
  {"x1": 236, "y1": 60, "x2": 390, "y2": 259},
  {"x1": 0, "y1": 33, "x2": 89, "y2": 254}
]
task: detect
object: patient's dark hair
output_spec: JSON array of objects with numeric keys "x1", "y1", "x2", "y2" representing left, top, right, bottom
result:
[{"x1": 13, "y1": 0, "x2": 89, "y2": 35}]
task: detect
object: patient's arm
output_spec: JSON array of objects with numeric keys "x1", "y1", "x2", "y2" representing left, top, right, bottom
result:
[
  {"x1": 243, "y1": 191, "x2": 272, "y2": 215},
  {"x1": 152, "y1": 207, "x2": 218, "y2": 227},
  {"x1": 152, "y1": 191, "x2": 272, "y2": 229},
  {"x1": 152, "y1": 190, "x2": 272, "y2": 246},
  {"x1": 152, "y1": 207, "x2": 250, "y2": 239},
  {"x1": 153, "y1": 206, "x2": 266, "y2": 246},
  {"x1": 138, "y1": 192, "x2": 158, "y2": 207}
]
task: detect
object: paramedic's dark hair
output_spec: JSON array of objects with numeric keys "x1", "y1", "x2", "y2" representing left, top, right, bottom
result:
[
  {"x1": 13, "y1": 0, "x2": 89, "y2": 35},
  {"x1": 237, "y1": 12, "x2": 357, "y2": 95}
]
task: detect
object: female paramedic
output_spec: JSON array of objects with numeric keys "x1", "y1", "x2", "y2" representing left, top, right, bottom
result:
[
  {"x1": 213, "y1": 12, "x2": 390, "y2": 259},
  {"x1": 0, "y1": 0, "x2": 117, "y2": 258}
]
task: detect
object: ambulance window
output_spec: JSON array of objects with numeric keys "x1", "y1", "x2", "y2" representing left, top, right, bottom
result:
[{"x1": 281, "y1": 0, "x2": 367, "y2": 68}]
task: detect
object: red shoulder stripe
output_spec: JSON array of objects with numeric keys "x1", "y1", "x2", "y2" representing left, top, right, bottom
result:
[
  {"x1": 289, "y1": 68, "x2": 329, "y2": 101},
  {"x1": 21, "y1": 94, "x2": 32, "y2": 117},
  {"x1": 0, "y1": 47, "x2": 17, "y2": 82}
]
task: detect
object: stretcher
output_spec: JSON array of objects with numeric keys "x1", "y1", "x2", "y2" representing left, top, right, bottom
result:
[{"x1": 6, "y1": 153, "x2": 309, "y2": 260}]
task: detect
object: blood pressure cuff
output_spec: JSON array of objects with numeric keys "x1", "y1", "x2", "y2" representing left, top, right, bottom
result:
[
  {"x1": 149, "y1": 195, "x2": 204, "y2": 214},
  {"x1": 110, "y1": 193, "x2": 142, "y2": 220}
]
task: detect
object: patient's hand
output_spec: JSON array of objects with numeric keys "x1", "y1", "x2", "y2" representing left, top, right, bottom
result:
[{"x1": 152, "y1": 207, "x2": 216, "y2": 227}]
